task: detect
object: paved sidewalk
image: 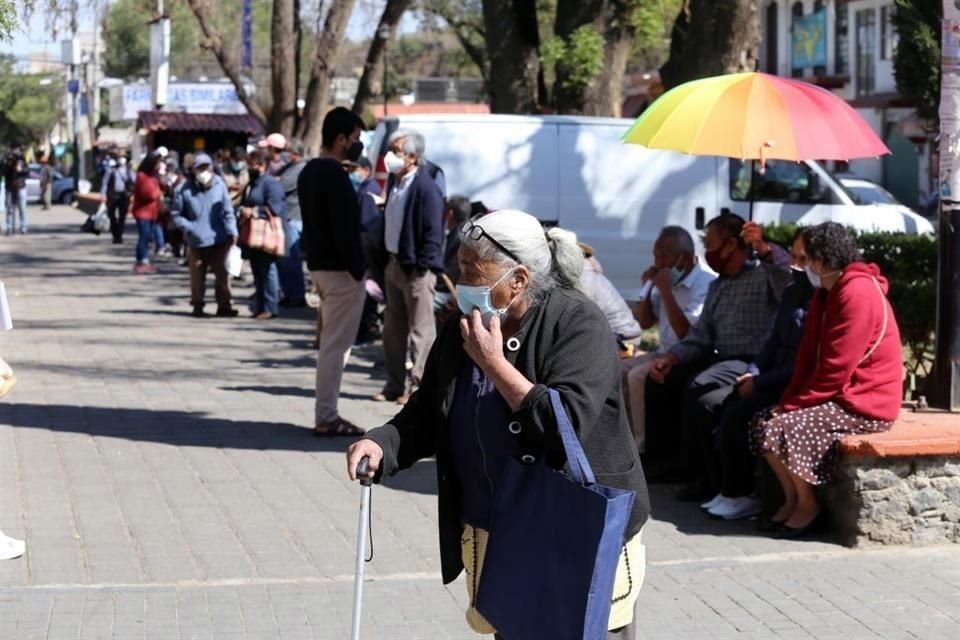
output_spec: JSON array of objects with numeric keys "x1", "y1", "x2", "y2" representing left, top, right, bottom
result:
[{"x1": 0, "y1": 207, "x2": 958, "y2": 639}]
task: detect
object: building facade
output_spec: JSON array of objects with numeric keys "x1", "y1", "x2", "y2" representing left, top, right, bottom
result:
[{"x1": 760, "y1": 0, "x2": 931, "y2": 208}]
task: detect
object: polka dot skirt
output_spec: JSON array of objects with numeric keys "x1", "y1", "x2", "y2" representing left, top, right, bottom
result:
[{"x1": 752, "y1": 402, "x2": 893, "y2": 485}]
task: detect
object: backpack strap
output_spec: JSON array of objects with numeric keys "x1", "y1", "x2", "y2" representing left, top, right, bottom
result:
[{"x1": 860, "y1": 277, "x2": 889, "y2": 364}]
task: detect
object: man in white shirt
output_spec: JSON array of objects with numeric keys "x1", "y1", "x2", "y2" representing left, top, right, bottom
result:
[{"x1": 622, "y1": 226, "x2": 714, "y2": 452}]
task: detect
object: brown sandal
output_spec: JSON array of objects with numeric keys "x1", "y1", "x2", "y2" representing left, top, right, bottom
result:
[{"x1": 312, "y1": 418, "x2": 365, "y2": 437}]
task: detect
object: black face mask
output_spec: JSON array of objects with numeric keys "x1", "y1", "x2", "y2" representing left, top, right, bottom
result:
[
  {"x1": 346, "y1": 140, "x2": 363, "y2": 162},
  {"x1": 248, "y1": 167, "x2": 261, "y2": 182}
]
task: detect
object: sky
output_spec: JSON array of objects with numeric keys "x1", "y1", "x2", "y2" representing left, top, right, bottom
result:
[{"x1": 0, "y1": 1, "x2": 421, "y2": 60}]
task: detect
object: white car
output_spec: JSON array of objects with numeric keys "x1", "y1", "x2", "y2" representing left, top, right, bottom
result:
[{"x1": 838, "y1": 176, "x2": 933, "y2": 235}]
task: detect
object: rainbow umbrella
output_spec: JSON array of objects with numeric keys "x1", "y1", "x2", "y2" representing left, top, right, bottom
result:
[{"x1": 624, "y1": 72, "x2": 889, "y2": 165}]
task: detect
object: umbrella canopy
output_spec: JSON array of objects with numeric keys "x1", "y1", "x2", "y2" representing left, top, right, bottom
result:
[{"x1": 623, "y1": 72, "x2": 889, "y2": 165}]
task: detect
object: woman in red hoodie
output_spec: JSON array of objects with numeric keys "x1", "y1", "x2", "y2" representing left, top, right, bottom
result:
[
  {"x1": 754, "y1": 222, "x2": 902, "y2": 538},
  {"x1": 131, "y1": 153, "x2": 163, "y2": 274}
]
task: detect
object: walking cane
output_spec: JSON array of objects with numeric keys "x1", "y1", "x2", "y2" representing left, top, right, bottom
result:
[{"x1": 351, "y1": 456, "x2": 373, "y2": 640}]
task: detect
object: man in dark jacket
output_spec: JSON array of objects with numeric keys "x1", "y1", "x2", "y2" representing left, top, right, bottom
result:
[
  {"x1": 701, "y1": 231, "x2": 814, "y2": 520},
  {"x1": 434, "y1": 194, "x2": 472, "y2": 313},
  {"x1": 375, "y1": 129, "x2": 445, "y2": 404},
  {"x1": 298, "y1": 107, "x2": 367, "y2": 436}
]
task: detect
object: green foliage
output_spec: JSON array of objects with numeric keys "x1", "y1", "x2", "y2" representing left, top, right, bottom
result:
[
  {"x1": 628, "y1": 0, "x2": 681, "y2": 59},
  {"x1": 0, "y1": 54, "x2": 62, "y2": 147},
  {"x1": 542, "y1": 24, "x2": 605, "y2": 92},
  {"x1": 0, "y1": 0, "x2": 16, "y2": 42},
  {"x1": 764, "y1": 223, "x2": 938, "y2": 382},
  {"x1": 102, "y1": 0, "x2": 275, "y2": 81},
  {"x1": 892, "y1": 0, "x2": 941, "y2": 124}
]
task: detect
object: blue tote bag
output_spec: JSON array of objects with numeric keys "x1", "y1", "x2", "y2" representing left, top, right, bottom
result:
[{"x1": 475, "y1": 389, "x2": 636, "y2": 640}]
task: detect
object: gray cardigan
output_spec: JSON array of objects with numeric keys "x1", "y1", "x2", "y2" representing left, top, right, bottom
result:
[{"x1": 364, "y1": 286, "x2": 651, "y2": 585}]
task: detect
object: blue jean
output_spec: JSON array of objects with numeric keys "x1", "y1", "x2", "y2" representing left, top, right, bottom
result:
[
  {"x1": 249, "y1": 250, "x2": 279, "y2": 315},
  {"x1": 154, "y1": 222, "x2": 166, "y2": 250},
  {"x1": 6, "y1": 187, "x2": 27, "y2": 232},
  {"x1": 278, "y1": 219, "x2": 305, "y2": 302},
  {"x1": 136, "y1": 219, "x2": 155, "y2": 263}
]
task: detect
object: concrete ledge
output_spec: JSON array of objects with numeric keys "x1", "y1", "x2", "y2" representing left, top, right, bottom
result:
[{"x1": 829, "y1": 413, "x2": 960, "y2": 546}]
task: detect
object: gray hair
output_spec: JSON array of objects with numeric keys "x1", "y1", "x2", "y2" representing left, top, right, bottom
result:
[
  {"x1": 460, "y1": 210, "x2": 584, "y2": 306},
  {"x1": 658, "y1": 225, "x2": 695, "y2": 255},
  {"x1": 387, "y1": 128, "x2": 426, "y2": 165}
]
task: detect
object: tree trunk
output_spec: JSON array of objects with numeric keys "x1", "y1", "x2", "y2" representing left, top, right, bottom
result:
[
  {"x1": 270, "y1": 0, "x2": 297, "y2": 136},
  {"x1": 184, "y1": 0, "x2": 268, "y2": 126},
  {"x1": 932, "y1": 0, "x2": 960, "y2": 409},
  {"x1": 294, "y1": 0, "x2": 303, "y2": 133},
  {"x1": 298, "y1": 0, "x2": 357, "y2": 154},
  {"x1": 660, "y1": 0, "x2": 761, "y2": 91},
  {"x1": 552, "y1": 0, "x2": 603, "y2": 114},
  {"x1": 481, "y1": 0, "x2": 541, "y2": 113},
  {"x1": 352, "y1": 0, "x2": 412, "y2": 116},
  {"x1": 584, "y1": 2, "x2": 633, "y2": 117}
]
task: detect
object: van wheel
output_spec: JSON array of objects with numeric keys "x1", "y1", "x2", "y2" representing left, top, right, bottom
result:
[{"x1": 60, "y1": 191, "x2": 74, "y2": 205}]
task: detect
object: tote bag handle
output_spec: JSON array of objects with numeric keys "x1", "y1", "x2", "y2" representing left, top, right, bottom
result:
[{"x1": 547, "y1": 389, "x2": 596, "y2": 487}]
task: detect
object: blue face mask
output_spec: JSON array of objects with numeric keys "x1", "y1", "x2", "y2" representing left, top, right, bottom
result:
[
  {"x1": 349, "y1": 172, "x2": 362, "y2": 190},
  {"x1": 456, "y1": 267, "x2": 518, "y2": 325}
]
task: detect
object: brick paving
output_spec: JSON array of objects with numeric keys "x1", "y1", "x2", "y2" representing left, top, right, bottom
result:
[{"x1": 0, "y1": 206, "x2": 958, "y2": 639}]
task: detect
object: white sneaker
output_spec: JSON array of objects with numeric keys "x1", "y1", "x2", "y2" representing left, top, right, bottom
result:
[
  {"x1": 700, "y1": 494, "x2": 727, "y2": 511},
  {"x1": 708, "y1": 496, "x2": 762, "y2": 520},
  {"x1": 0, "y1": 531, "x2": 25, "y2": 560}
]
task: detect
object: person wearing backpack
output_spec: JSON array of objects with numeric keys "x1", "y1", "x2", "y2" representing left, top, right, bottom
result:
[{"x1": 100, "y1": 153, "x2": 135, "y2": 244}]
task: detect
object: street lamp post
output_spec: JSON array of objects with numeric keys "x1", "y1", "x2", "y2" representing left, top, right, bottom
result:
[{"x1": 379, "y1": 25, "x2": 391, "y2": 117}]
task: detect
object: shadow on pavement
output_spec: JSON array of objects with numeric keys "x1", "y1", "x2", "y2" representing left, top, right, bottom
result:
[
  {"x1": 225, "y1": 385, "x2": 314, "y2": 398},
  {"x1": 645, "y1": 483, "x2": 840, "y2": 545},
  {"x1": 0, "y1": 403, "x2": 354, "y2": 453}
]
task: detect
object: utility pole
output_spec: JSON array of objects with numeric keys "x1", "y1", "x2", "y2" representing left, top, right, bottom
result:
[
  {"x1": 70, "y1": 1, "x2": 83, "y2": 183},
  {"x1": 933, "y1": 0, "x2": 960, "y2": 411},
  {"x1": 87, "y1": 0, "x2": 101, "y2": 150}
]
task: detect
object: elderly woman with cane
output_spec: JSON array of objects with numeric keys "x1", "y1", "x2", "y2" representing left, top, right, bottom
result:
[{"x1": 347, "y1": 210, "x2": 650, "y2": 639}]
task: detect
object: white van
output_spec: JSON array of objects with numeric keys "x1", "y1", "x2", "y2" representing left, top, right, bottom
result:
[{"x1": 368, "y1": 114, "x2": 933, "y2": 300}]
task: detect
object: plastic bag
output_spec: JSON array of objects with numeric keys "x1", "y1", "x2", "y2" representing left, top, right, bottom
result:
[
  {"x1": 225, "y1": 245, "x2": 243, "y2": 278},
  {"x1": 92, "y1": 203, "x2": 110, "y2": 233}
]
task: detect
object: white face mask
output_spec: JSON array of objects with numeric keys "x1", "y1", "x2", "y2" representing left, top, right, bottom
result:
[
  {"x1": 384, "y1": 151, "x2": 406, "y2": 174},
  {"x1": 196, "y1": 170, "x2": 214, "y2": 187},
  {"x1": 118, "y1": 157, "x2": 127, "y2": 167}
]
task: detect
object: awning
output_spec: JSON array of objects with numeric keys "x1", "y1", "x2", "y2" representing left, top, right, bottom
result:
[{"x1": 137, "y1": 111, "x2": 264, "y2": 136}]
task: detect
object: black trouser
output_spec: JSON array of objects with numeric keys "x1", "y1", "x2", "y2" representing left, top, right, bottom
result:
[
  {"x1": 681, "y1": 359, "x2": 750, "y2": 493},
  {"x1": 643, "y1": 360, "x2": 706, "y2": 465},
  {"x1": 107, "y1": 195, "x2": 130, "y2": 241},
  {"x1": 715, "y1": 387, "x2": 781, "y2": 497}
]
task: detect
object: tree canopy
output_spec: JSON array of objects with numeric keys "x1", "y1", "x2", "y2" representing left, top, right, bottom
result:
[
  {"x1": 0, "y1": 53, "x2": 63, "y2": 147},
  {"x1": 892, "y1": 0, "x2": 941, "y2": 125}
]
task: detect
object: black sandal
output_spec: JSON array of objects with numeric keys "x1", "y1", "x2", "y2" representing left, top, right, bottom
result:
[{"x1": 312, "y1": 418, "x2": 365, "y2": 437}]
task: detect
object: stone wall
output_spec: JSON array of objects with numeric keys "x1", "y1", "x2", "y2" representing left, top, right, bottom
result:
[{"x1": 825, "y1": 456, "x2": 960, "y2": 546}]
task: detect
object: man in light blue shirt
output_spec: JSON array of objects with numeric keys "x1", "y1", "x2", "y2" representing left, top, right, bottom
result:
[{"x1": 621, "y1": 226, "x2": 715, "y2": 452}]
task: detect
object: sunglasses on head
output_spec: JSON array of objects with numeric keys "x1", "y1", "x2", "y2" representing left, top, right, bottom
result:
[{"x1": 461, "y1": 219, "x2": 522, "y2": 264}]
